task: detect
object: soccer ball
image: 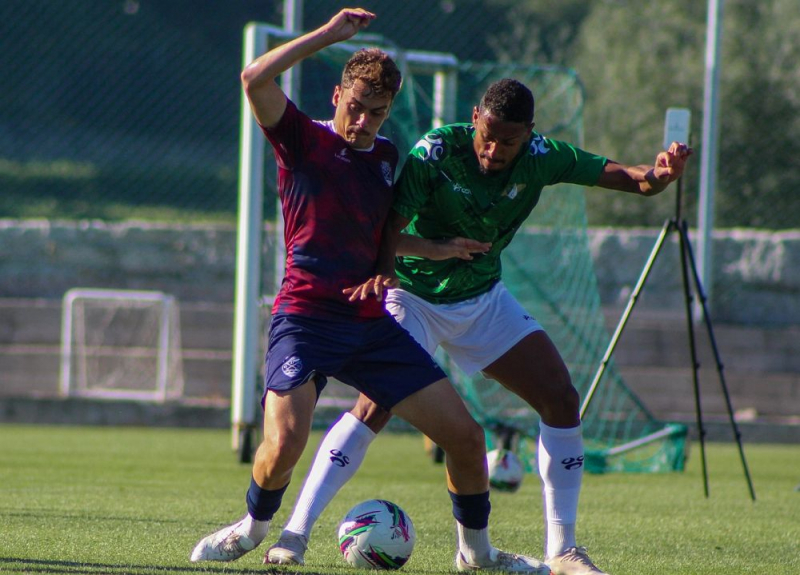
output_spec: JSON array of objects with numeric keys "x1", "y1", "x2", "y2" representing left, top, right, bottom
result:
[
  {"x1": 487, "y1": 448, "x2": 525, "y2": 492},
  {"x1": 338, "y1": 499, "x2": 416, "y2": 569}
]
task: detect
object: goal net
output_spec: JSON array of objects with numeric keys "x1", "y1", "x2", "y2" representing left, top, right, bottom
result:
[
  {"x1": 60, "y1": 289, "x2": 184, "y2": 402},
  {"x1": 237, "y1": 27, "x2": 687, "y2": 472}
]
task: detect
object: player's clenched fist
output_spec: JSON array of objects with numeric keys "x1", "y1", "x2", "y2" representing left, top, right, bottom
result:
[
  {"x1": 654, "y1": 141, "x2": 693, "y2": 183},
  {"x1": 322, "y1": 8, "x2": 376, "y2": 43}
]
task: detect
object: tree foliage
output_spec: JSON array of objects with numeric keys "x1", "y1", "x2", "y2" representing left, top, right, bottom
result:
[{"x1": 487, "y1": 0, "x2": 800, "y2": 229}]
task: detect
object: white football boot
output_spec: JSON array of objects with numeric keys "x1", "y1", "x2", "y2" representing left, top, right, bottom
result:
[
  {"x1": 190, "y1": 516, "x2": 269, "y2": 562},
  {"x1": 264, "y1": 530, "x2": 308, "y2": 565},
  {"x1": 546, "y1": 547, "x2": 607, "y2": 575},
  {"x1": 456, "y1": 547, "x2": 552, "y2": 574}
]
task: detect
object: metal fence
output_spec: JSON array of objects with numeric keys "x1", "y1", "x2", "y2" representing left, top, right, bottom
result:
[
  {"x1": 3, "y1": 0, "x2": 797, "y2": 229},
  {"x1": 1, "y1": 0, "x2": 798, "y2": 325}
]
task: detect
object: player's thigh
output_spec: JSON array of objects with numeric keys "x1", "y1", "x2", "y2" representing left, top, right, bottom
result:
[
  {"x1": 340, "y1": 316, "x2": 446, "y2": 411},
  {"x1": 390, "y1": 378, "x2": 484, "y2": 456},
  {"x1": 438, "y1": 282, "x2": 543, "y2": 376},
  {"x1": 482, "y1": 330, "x2": 574, "y2": 407}
]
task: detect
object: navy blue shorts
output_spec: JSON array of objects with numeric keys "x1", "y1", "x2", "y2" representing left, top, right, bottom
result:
[{"x1": 263, "y1": 313, "x2": 447, "y2": 411}]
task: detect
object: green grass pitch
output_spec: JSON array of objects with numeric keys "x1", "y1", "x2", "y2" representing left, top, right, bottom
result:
[{"x1": 1, "y1": 424, "x2": 798, "y2": 574}]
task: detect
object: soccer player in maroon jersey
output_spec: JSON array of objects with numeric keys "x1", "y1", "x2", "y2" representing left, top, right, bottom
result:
[{"x1": 190, "y1": 9, "x2": 550, "y2": 573}]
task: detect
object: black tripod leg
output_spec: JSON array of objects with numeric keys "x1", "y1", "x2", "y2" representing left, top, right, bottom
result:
[
  {"x1": 676, "y1": 220, "x2": 709, "y2": 497},
  {"x1": 679, "y1": 221, "x2": 757, "y2": 501},
  {"x1": 580, "y1": 220, "x2": 672, "y2": 419}
]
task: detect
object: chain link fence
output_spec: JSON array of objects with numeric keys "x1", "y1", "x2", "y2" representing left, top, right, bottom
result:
[
  {"x1": 1, "y1": 1, "x2": 798, "y2": 426},
  {"x1": 3, "y1": 0, "x2": 797, "y2": 228}
]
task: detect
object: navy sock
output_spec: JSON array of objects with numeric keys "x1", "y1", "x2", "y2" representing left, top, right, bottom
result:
[
  {"x1": 448, "y1": 490, "x2": 491, "y2": 530},
  {"x1": 246, "y1": 477, "x2": 289, "y2": 521}
]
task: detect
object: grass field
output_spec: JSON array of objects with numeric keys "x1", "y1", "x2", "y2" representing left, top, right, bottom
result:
[{"x1": 1, "y1": 424, "x2": 798, "y2": 575}]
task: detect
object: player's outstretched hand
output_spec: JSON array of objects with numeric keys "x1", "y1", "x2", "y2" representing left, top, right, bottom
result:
[
  {"x1": 343, "y1": 274, "x2": 399, "y2": 302},
  {"x1": 322, "y1": 8, "x2": 375, "y2": 44},
  {"x1": 652, "y1": 141, "x2": 693, "y2": 185},
  {"x1": 430, "y1": 237, "x2": 492, "y2": 261}
]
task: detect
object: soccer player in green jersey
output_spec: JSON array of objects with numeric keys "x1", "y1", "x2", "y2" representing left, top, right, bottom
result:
[{"x1": 266, "y1": 79, "x2": 692, "y2": 575}]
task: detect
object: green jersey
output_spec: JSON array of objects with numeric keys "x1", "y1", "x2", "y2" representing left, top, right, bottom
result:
[{"x1": 393, "y1": 123, "x2": 607, "y2": 304}]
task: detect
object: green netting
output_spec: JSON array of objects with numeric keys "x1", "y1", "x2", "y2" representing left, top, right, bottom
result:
[{"x1": 262, "y1": 37, "x2": 687, "y2": 474}]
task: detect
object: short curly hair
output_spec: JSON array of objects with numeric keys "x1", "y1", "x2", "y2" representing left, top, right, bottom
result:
[
  {"x1": 341, "y1": 48, "x2": 402, "y2": 100},
  {"x1": 479, "y1": 78, "x2": 535, "y2": 124}
]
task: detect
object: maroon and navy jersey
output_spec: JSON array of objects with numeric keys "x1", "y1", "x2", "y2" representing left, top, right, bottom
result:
[{"x1": 262, "y1": 99, "x2": 399, "y2": 319}]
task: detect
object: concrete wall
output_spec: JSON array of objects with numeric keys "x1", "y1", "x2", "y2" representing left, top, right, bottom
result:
[
  {"x1": 588, "y1": 227, "x2": 800, "y2": 326},
  {"x1": 1, "y1": 219, "x2": 798, "y2": 429},
  {"x1": 2, "y1": 219, "x2": 798, "y2": 325}
]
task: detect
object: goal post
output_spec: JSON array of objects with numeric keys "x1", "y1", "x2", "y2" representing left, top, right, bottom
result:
[
  {"x1": 59, "y1": 288, "x2": 184, "y2": 402},
  {"x1": 232, "y1": 22, "x2": 459, "y2": 453}
]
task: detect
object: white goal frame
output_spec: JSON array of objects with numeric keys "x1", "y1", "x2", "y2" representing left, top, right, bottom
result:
[
  {"x1": 59, "y1": 288, "x2": 183, "y2": 402},
  {"x1": 232, "y1": 22, "x2": 459, "y2": 450}
]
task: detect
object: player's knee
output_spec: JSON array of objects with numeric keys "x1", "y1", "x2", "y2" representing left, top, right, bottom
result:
[
  {"x1": 442, "y1": 417, "x2": 485, "y2": 462},
  {"x1": 351, "y1": 395, "x2": 391, "y2": 433},
  {"x1": 562, "y1": 383, "x2": 580, "y2": 414},
  {"x1": 259, "y1": 426, "x2": 308, "y2": 465},
  {"x1": 546, "y1": 365, "x2": 576, "y2": 404},
  {"x1": 537, "y1": 382, "x2": 581, "y2": 427}
]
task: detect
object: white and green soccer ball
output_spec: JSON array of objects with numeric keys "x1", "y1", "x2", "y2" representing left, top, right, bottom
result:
[
  {"x1": 338, "y1": 499, "x2": 416, "y2": 569},
  {"x1": 487, "y1": 448, "x2": 525, "y2": 492}
]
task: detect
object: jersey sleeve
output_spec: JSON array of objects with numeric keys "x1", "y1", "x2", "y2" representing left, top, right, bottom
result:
[
  {"x1": 392, "y1": 150, "x2": 437, "y2": 221},
  {"x1": 260, "y1": 98, "x2": 310, "y2": 169},
  {"x1": 538, "y1": 136, "x2": 607, "y2": 187}
]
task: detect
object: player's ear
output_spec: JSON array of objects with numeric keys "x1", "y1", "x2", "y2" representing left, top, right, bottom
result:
[
  {"x1": 472, "y1": 106, "x2": 480, "y2": 125},
  {"x1": 332, "y1": 85, "x2": 342, "y2": 107}
]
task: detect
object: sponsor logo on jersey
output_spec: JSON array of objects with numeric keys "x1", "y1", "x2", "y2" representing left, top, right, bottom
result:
[
  {"x1": 336, "y1": 148, "x2": 351, "y2": 163},
  {"x1": 281, "y1": 356, "x2": 303, "y2": 377},
  {"x1": 528, "y1": 134, "x2": 550, "y2": 156},
  {"x1": 415, "y1": 133, "x2": 444, "y2": 162},
  {"x1": 453, "y1": 183, "x2": 471, "y2": 196},
  {"x1": 381, "y1": 161, "x2": 393, "y2": 185}
]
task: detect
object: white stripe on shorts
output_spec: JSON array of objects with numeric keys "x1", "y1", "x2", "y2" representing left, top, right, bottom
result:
[{"x1": 384, "y1": 281, "x2": 543, "y2": 376}]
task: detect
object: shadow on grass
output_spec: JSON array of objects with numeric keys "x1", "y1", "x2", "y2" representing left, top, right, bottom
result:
[{"x1": 0, "y1": 557, "x2": 322, "y2": 575}]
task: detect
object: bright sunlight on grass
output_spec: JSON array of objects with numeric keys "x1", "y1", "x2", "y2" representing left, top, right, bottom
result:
[{"x1": 1, "y1": 424, "x2": 798, "y2": 574}]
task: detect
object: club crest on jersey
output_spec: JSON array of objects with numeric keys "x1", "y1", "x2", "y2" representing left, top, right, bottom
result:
[
  {"x1": 505, "y1": 183, "x2": 526, "y2": 199},
  {"x1": 414, "y1": 133, "x2": 444, "y2": 162},
  {"x1": 336, "y1": 148, "x2": 351, "y2": 163},
  {"x1": 381, "y1": 161, "x2": 393, "y2": 185},
  {"x1": 528, "y1": 134, "x2": 551, "y2": 156},
  {"x1": 281, "y1": 356, "x2": 303, "y2": 377}
]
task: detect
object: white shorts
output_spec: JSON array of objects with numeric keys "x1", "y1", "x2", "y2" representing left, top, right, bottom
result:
[{"x1": 385, "y1": 282, "x2": 544, "y2": 376}]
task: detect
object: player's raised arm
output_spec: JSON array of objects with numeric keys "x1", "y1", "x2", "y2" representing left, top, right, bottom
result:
[
  {"x1": 241, "y1": 8, "x2": 376, "y2": 128},
  {"x1": 596, "y1": 141, "x2": 693, "y2": 197}
]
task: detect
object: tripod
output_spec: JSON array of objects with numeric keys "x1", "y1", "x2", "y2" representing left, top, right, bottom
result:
[{"x1": 580, "y1": 178, "x2": 756, "y2": 501}]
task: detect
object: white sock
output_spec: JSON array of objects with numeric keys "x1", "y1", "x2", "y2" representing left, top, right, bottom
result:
[
  {"x1": 538, "y1": 422, "x2": 583, "y2": 559},
  {"x1": 283, "y1": 412, "x2": 376, "y2": 538},
  {"x1": 240, "y1": 514, "x2": 270, "y2": 544},
  {"x1": 456, "y1": 522, "x2": 493, "y2": 564}
]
